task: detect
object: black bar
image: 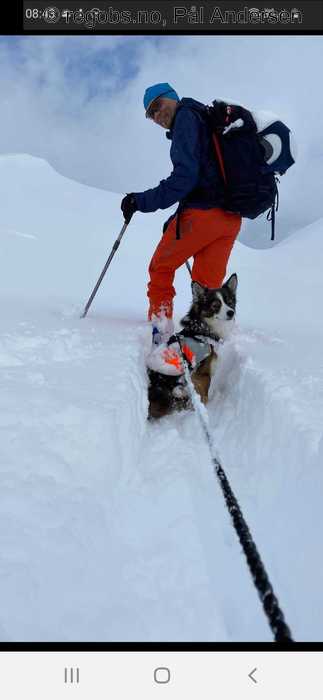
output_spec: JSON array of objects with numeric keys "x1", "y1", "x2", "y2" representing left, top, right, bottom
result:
[
  {"x1": 1, "y1": 642, "x2": 323, "y2": 651},
  {"x1": 22, "y1": 1, "x2": 323, "y2": 33},
  {"x1": 0, "y1": 2, "x2": 20, "y2": 33}
]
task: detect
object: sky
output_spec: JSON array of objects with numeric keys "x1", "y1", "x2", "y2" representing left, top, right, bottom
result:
[{"x1": 0, "y1": 35, "x2": 322, "y2": 245}]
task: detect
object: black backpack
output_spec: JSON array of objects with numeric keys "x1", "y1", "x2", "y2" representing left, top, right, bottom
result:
[{"x1": 206, "y1": 100, "x2": 296, "y2": 240}]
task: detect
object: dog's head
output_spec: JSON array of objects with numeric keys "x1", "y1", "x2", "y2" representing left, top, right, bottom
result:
[{"x1": 181, "y1": 273, "x2": 238, "y2": 340}]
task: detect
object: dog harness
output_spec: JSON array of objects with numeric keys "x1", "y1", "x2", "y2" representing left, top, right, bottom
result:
[{"x1": 146, "y1": 332, "x2": 219, "y2": 377}]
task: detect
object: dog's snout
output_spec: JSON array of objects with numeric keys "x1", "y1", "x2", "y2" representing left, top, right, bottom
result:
[{"x1": 227, "y1": 309, "x2": 234, "y2": 319}]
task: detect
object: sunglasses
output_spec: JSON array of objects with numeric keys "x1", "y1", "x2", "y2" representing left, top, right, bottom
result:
[{"x1": 146, "y1": 98, "x2": 164, "y2": 120}]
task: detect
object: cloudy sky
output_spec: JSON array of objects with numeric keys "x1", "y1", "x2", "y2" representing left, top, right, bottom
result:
[{"x1": 0, "y1": 35, "x2": 322, "y2": 244}]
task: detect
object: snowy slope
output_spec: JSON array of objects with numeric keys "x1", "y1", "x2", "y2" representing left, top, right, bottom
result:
[{"x1": 0, "y1": 155, "x2": 322, "y2": 641}]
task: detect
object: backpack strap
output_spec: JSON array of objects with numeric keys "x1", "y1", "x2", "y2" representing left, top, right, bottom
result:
[
  {"x1": 266, "y1": 177, "x2": 280, "y2": 241},
  {"x1": 212, "y1": 133, "x2": 227, "y2": 186},
  {"x1": 175, "y1": 202, "x2": 183, "y2": 240}
]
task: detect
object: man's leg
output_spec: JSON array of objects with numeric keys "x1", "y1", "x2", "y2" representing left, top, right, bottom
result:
[
  {"x1": 191, "y1": 211, "x2": 241, "y2": 289},
  {"x1": 147, "y1": 212, "x2": 192, "y2": 320},
  {"x1": 147, "y1": 208, "x2": 241, "y2": 319}
]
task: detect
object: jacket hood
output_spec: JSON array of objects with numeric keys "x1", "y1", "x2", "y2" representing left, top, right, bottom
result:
[{"x1": 166, "y1": 97, "x2": 207, "y2": 140}]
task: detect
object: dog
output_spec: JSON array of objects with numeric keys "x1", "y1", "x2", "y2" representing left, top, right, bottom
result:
[{"x1": 147, "y1": 273, "x2": 238, "y2": 419}]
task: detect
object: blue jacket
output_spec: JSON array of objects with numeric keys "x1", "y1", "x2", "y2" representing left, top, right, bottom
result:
[{"x1": 134, "y1": 98, "x2": 226, "y2": 214}]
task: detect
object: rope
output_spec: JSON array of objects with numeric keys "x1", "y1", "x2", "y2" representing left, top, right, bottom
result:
[{"x1": 175, "y1": 333, "x2": 294, "y2": 643}]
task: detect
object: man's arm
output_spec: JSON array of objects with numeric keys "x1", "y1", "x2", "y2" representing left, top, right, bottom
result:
[{"x1": 134, "y1": 109, "x2": 202, "y2": 213}]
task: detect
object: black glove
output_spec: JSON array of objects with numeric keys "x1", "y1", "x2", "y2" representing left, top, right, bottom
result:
[{"x1": 121, "y1": 193, "x2": 137, "y2": 224}]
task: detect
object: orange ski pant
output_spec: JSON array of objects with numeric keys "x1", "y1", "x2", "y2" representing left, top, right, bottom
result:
[{"x1": 147, "y1": 207, "x2": 241, "y2": 320}]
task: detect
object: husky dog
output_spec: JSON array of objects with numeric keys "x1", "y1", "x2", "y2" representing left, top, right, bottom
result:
[{"x1": 147, "y1": 273, "x2": 238, "y2": 419}]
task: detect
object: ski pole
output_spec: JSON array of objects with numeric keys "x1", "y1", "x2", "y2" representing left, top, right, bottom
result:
[{"x1": 80, "y1": 219, "x2": 130, "y2": 319}]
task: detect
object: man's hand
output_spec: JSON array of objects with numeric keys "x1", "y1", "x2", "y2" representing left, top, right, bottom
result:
[{"x1": 121, "y1": 194, "x2": 137, "y2": 223}]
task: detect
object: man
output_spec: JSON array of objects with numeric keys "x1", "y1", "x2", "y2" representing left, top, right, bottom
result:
[{"x1": 121, "y1": 82, "x2": 241, "y2": 343}]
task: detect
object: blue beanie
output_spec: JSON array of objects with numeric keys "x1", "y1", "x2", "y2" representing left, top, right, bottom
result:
[{"x1": 143, "y1": 83, "x2": 179, "y2": 114}]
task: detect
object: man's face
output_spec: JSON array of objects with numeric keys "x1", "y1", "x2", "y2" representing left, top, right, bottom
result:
[{"x1": 146, "y1": 97, "x2": 178, "y2": 129}]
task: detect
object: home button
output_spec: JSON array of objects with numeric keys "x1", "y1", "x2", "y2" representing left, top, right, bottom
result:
[{"x1": 154, "y1": 667, "x2": 171, "y2": 684}]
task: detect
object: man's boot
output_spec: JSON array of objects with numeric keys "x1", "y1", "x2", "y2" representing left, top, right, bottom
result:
[{"x1": 151, "y1": 315, "x2": 174, "y2": 346}]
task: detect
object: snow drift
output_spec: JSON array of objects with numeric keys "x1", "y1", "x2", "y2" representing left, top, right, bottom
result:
[{"x1": 0, "y1": 154, "x2": 322, "y2": 641}]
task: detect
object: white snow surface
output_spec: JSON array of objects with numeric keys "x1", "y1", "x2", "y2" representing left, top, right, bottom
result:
[{"x1": 0, "y1": 154, "x2": 322, "y2": 642}]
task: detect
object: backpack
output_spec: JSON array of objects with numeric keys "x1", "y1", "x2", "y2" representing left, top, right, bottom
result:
[{"x1": 206, "y1": 100, "x2": 296, "y2": 240}]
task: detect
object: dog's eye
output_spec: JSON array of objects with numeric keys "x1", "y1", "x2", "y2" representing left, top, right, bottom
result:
[
  {"x1": 204, "y1": 301, "x2": 220, "y2": 316},
  {"x1": 224, "y1": 293, "x2": 236, "y2": 309}
]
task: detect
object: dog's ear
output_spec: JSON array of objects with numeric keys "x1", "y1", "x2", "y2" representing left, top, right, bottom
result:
[
  {"x1": 224, "y1": 273, "x2": 238, "y2": 294},
  {"x1": 191, "y1": 281, "x2": 206, "y2": 302}
]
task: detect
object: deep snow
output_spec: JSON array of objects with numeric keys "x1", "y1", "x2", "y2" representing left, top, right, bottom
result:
[{"x1": 0, "y1": 155, "x2": 322, "y2": 641}]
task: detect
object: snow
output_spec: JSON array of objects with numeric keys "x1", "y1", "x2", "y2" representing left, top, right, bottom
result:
[{"x1": 0, "y1": 154, "x2": 322, "y2": 642}]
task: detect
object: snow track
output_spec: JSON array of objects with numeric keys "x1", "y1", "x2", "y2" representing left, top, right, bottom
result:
[{"x1": 1, "y1": 295, "x2": 322, "y2": 641}]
